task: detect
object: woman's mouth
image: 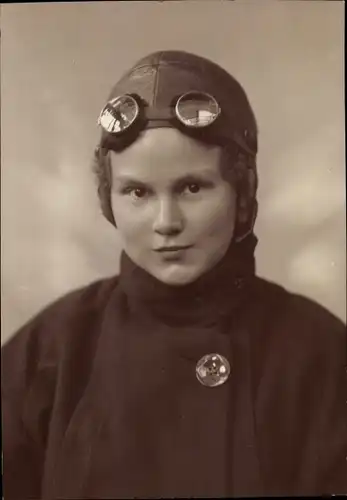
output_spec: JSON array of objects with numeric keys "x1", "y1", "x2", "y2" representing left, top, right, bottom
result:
[
  {"x1": 153, "y1": 245, "x2": 193, "y2": 260},
  {"x1": 154, "y1": 245, "x2": 192, "y2": 253}
]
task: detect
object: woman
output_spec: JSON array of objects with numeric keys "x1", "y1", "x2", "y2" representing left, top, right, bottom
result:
[{"x1": 2, "y1": 50, "x2": 346, "y2": 498}]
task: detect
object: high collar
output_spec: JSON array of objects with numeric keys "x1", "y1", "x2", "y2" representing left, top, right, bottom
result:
[{"x1": 119, "y1": 234, "x2": 258, "y2": 328}]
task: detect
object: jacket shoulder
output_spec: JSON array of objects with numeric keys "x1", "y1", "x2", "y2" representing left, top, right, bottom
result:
[
  {"x1": 252, "y1": 277, "x2": 346, "y2": 359},
  {"x1": 3, "y1": 275, "x2": 119, "y2": 342},
  {"x1": 1, "y1": 276, "x2": 120, "y2": 396}
]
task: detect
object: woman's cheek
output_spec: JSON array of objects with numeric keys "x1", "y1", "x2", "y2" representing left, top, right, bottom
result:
[
  {"x1": 195, "y1": 195, "x2": 230, "y2": 226},
  {"x1": 200, "y1": 200, "x2": 235, "y2": 238},
  {"x1": 122, "y1": 205, "x2": 153, "y2": 235}
]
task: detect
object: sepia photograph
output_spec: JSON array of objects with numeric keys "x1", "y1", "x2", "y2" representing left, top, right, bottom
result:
[{"x1": 1, "y1": 1, "x2": 346, "y2": 498}]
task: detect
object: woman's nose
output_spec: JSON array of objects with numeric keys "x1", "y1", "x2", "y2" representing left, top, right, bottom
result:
[{"x1": 153, "y1": 197, "x2": 184, "y2": 236}]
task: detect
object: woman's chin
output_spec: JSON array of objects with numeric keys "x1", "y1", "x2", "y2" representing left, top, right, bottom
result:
[{"x1": 149, "y1": 263, "x2": 203, "y2": 287}]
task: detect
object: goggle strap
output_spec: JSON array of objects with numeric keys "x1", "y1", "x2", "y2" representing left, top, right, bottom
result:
[{"x1": 145, "y1": 107, "x2": 175, "y2": 120}]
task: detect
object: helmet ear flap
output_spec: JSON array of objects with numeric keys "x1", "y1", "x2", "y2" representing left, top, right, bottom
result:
[
  {"x1": 233, "y1": 156, "x2": 258, "y2": 243},
  {"x1": 93, "y1": 147, "x2": 117, "y2": 227},
  {"x1": 234, "y1": 200, "x2": 258, "y2": 243}
]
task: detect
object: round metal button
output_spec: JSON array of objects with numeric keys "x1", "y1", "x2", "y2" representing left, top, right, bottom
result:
[{"x1": 196, "y1": 353, "x2": 231, "y2": 387}]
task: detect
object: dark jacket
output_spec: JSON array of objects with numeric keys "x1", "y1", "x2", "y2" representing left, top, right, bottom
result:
[{"x1": 2, "y1": 265, "x2": 347, "y2": 498}]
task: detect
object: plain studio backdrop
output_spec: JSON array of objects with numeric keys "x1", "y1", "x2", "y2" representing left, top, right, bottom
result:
[{"x1": 1, "y1": 1, "x2": 345, "y2": 344}]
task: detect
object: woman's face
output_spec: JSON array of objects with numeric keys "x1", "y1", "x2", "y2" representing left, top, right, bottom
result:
[{"x1": 109, "y1": 128, "x2": 237, "y2": 286}]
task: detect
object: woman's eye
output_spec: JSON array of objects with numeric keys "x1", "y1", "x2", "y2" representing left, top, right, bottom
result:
[
  {"x1": 184, "y1": 183, "x2": 201, "y2": 194},
  {"x1": 133, "y1": 188, "x2": 147, "y2": 198},
  {"x1": 126, "y1": 187, "x2": 148, "y2": 199}
]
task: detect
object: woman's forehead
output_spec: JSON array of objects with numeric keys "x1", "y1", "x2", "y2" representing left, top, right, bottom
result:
[{"x1": 109, "y1": 128, "x2": 222, "y2": 182}]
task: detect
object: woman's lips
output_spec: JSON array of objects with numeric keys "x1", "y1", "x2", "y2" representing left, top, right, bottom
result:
[
  {"x1": 153, "y1": 245, "x2": 193, "y2": 260},
  {"x1": 154, "y1": 245, "x2": 192, "y2": 252}
]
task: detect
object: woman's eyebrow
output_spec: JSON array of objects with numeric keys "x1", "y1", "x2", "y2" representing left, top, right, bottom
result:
[
  {"x1": 173, "y1": 173, "x2": 214, "y2": 187},
  {"x1": 113, "y1": 175, "x2": 151, "y2": 188},
  {"x1": 113, "y1": 172, "x2": 214, "y2": 189}
]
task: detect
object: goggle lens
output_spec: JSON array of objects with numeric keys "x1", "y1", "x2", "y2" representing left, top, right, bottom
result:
[
  {"x1": 98, "y1": 95, "x2": 139, "y2": 133},
  {"x1": 175, "y1": 92, "x2": 220, "y2": 128}
]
